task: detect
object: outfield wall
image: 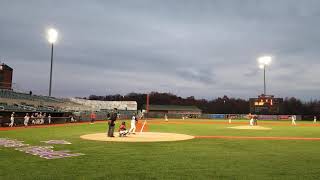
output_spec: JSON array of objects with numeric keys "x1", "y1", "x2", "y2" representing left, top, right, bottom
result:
[
  {"x1": 145, "y1": 112, "x2": 303, "y2": 120},
  {"x1": 202, "y1": 114, "x2": 302, "y2": 120}
]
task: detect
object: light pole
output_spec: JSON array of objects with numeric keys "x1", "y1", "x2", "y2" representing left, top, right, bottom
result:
[
  {"x1": 47, "y1": 28, "x2": 58, "y2": 96},
  {"x1": 258, "y1": 56, "x2": 272, "y2": 95}
]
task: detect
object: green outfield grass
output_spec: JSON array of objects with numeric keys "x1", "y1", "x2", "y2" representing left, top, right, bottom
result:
[{"x1": 1, "y1": 120, "x2": 320, "y2": 180}]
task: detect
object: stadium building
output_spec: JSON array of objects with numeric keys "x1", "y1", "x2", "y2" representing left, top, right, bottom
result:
[
  {"x1": 145, "y1": 105, "x2": 202, "y2": 118},
  {"x1": 0, "y1": 63, "x2": 13, "y2": 90}
]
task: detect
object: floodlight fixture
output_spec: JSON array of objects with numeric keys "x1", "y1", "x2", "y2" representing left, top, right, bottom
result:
[
  {"x1": 257, "y1": 55, "x2": 273, "y2": 95},
  {"x1": 46, "y1": 28, "x2": 59, "y2": 96},
  {"x1": 47, "y1": 28, "x2": 58, "y2": 44},
  {"x1": 258, "y1": 56, "x2": 272, "y2": 66}
]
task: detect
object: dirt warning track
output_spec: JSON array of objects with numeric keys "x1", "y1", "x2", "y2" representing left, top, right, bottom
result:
[{"x1": 195, "y1": 136, "x2": 320, "y2": 141}]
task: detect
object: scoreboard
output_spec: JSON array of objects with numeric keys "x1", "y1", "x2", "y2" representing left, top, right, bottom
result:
[{"x1": 249, "y1": 95, "x2": 283, "y2": 114}]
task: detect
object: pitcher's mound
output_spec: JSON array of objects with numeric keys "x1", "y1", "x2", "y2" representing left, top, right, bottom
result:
[
  {"x1": 228, "y1": 126, "x2": 272, "y2": 130},
  {"x1": 80, "y1": 132, "x2": 194, "y2": 142}
]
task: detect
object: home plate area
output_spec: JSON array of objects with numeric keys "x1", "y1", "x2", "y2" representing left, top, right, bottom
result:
[{"x1": 80, "y1": 132, "x2": 195, "y2": 142}]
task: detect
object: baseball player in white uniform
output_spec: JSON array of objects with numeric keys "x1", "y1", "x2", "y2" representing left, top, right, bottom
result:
[
  {"x1": 24, "y1": 113, "x2": 30, "y2": 127},
  {"x1": 48, "y1": 114, "x2": 52, "y2": 124},
  {"x1": 248, "y1": 113, "x2": 254, "y2": 126},
  {"x1": 291, "y1": 115, "x2": 296, "y2": 126},
  {"x1": 128, "y1": 113, "x2": 137, "y2": 134},
  {"x1": 9, "y1": 112, "x2": 15, "y2": 127}
]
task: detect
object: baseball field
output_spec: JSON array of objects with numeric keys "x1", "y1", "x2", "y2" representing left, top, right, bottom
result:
[{"x1": 1, "y1": 119, "x2": 320, "y2": 180}]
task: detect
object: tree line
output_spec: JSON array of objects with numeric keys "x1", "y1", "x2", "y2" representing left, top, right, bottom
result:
[{"x1": 85, "y1": 92, "x2": 320, "y2": 115}]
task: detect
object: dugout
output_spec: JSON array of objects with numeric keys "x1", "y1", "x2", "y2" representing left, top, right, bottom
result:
[
  {"x1": 0, "y1": 111, "x2": 71, "y2": 127},
  {"x1": 144, "y1": 105, "x2": 202, "y2": 118}
]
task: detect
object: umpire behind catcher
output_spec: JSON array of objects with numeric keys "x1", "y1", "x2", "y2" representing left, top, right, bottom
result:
[{"x1": 107, "y1": 108, "x2": 118, "y2": 137}]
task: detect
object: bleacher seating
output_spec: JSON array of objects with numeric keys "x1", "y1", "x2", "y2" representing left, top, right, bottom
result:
[
  {"x1": 0, "y1": 104, "x2": 24, "y2": 111},
  {"x1": 0, "y1": 103, "x2": 59, "y2": 112},
  {"x1": 0, "y1": 90, "x2": 63, "y2": 112},
  {"x1": 0, "y1": 89, "x2": 63, "y2": 103},
  {"x1": 37, "y1": 105, "x2": 56, "y2": 112},
  {"x1": 0, "y1": 89, "x2": 135, "y2": 113},
  {"x1": 69, "y1": 98, "x2": 137, "y2": 111}
]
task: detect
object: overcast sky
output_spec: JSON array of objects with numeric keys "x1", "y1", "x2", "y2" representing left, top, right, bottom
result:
[{"x1": 1, "y1": 0, "x2": 320, "y2": 100}]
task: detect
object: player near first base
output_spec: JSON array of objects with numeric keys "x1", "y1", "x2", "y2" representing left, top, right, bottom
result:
[
  {"x1": 165, "y1": 114, "x2": 168, "y2": 122},
  {"x1": 248, "y1": 113, "x2": 254, "y2": 126},
  {"x1": 291, "y1": 115, "x2": 296, "y2": 126}
]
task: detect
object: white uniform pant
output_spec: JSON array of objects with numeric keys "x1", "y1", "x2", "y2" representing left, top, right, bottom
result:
[
  {"x1": 292, "y1": 120, "x2": 296, "y2": 125},
  {"x1": 129, "y1": 122, "x2": 136, "y2": 133},
  {"x1": 24, "y1": 120, "x2": 28, "y2": 126},
  {"x1": 9, "y1": 119, "x2": 14, "y2": 127},
  {"x1": 250, "y1": 118, "x2": 254, "y2": 126}
]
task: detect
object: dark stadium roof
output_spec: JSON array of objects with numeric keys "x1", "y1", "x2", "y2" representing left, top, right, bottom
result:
[
  {"x1": 145, "y1": 105, "x2": 201, "y2": 111},
  {"x1": 0, "y1": 63, "x2": 13, "y2": 71}
]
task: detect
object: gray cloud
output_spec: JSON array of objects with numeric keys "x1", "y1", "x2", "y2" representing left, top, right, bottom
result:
[
  {"x1": 176, "y1": 67, "x2": 216, "y2": 84},
  {"x1": 1, "y1": 0, "x2": 320, "y2": 100}
]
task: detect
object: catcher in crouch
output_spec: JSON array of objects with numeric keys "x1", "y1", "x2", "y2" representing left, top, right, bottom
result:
[{"x1": 119, "y1": 121, "x2": 128, "y2": 137}]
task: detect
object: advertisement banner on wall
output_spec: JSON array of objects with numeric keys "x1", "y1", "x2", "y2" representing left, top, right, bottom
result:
[
  {"x1": 213, "y1": 114, "x2": 225, "y2": 119},
  {"x1": 278, "y1": 115, "x2": 291, "y2": 120},
  {"x1": 258, "y1": 115, "x2": 278, "y2": 120},
  {"x1": 205, "y1": 114, "x2": 225, "y2": 119},
  {"x1": 227, "y1": 114, "x2": 238, "y2": 119}
]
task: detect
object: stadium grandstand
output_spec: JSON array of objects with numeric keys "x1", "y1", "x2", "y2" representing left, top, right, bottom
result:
[
  {"x1": 69, "y1": 98, "x2": 137, "y2": 111},
  {"x1": 0, "y1": 89, "x2": 89, "y2": 112},
  {"x1": 0, "y1": 89, "x2": 139, "y2": 126},
  {"x1": 0, "y1": 63, "x2": 139, "y2": 127}
]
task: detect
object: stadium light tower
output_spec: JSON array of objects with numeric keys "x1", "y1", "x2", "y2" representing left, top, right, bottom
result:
[
  {"x1": 47, "y1": 28, "x2": 58, "y2": 96},
  {"x1": 258, "y1": 56, "x2": 272, "y2": 95}
]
